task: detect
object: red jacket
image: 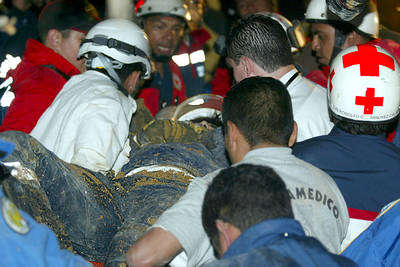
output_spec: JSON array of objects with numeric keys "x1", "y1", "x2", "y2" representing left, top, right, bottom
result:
[{"x1": 0, "y1": 39, "x2": 81, "y2": 133}]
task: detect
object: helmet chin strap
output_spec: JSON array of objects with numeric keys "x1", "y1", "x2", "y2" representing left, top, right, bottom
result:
[
  {"x1": 329, "y1": 28, "x2": 348, "y2": 65},
  {"x1": 96, "y1": 53, "x2": 122, "y2": 84},
  {"x1": 87, "y1": 53, "x2": 130, "y2": 97}
]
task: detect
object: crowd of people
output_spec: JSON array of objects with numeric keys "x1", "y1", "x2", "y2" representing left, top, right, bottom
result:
[{"x1": 0, "y1": 0, "x2": 399, "y2": 266}]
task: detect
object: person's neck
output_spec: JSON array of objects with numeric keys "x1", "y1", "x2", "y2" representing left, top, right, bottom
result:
[
  {"x1": 233, "y1": 142, "x2": 286, "y2": 163},
  {"x1": 254, "y1": 64, "x2": 295, "y2": 80},
  {"x1": 251, "y1": 142, "x2": 286, "y2": 151}
]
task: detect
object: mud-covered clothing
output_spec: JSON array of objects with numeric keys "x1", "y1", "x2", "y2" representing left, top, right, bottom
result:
[
  {"x1": 31, "y1": 70, "x2": 136, "y2": 173},
  {"x1": 0, "y1": 39, "x2": 80, "y2": 133},
  {"x1": 152, "y1": 147, "x2": 349, "y2": 266},
  {"x1": 293, "y1": 126, "x2": 400, "y2": 248},
  {"x1": 0, "y1": 188, "x2": 89, "y2": 267},
  {"x1": 203, "y1": 219, "x2": 355, "y2": 267},
  {"x1": 281, "y1": 69, "x2": 333, "y2": 142}
]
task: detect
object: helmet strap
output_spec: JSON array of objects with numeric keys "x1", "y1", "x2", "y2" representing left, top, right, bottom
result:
[{"x1": 92, "y1": 53, "x2": 130, "y2": 96}]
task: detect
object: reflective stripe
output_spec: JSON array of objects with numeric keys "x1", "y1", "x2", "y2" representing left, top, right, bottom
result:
[
  {"x1": 172, "y1": 53, "x2": 190, "y2": 67},
  {"x1": 189, "y1": 50, "x2": 205, "y2": 64},
  {"x1": 172, "y1": 50, "x2": 206, "y2": 67}
]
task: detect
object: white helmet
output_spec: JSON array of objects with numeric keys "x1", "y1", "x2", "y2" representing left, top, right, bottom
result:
[
  {"x1": 328, "y1": 44, "x2": 400, "y2": 122},
  {"x1": 79, "y1": 19, "x2": 151, "y2": 79},
  {"x1": 258, "y1": 12, "x2": 306, "y2": 53},
  {"x1": 136, "y1": 0, "x2": 186, "y2": 19},
  {"x1": 305, "y1": 0, "x2": 379, "y2": 38}
]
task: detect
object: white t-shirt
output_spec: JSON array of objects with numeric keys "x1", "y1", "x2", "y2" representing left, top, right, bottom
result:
[
  {"x1": 280, "y1": 69, "x2": 333, "y2": 142},
  {"x1": 31, "y1": 70, "x2": 136, "y2": 173},
  {"x1": 152, "y1": 147, "x2": 349, "y2": 266}
]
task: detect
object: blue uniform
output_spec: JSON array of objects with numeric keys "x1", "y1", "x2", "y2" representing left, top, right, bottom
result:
[
  {"x1": 293, "y1": 126, "x2": 400, "y2": 214},
  {"x1": 203, "y1": 218, "x2": 355, "y2": 267},
  {"x1": 342, "y1": 199, "x2": 400, "y2": 266},
  {"x1": 0, "y1": 187, "x2": 90, "y2": 267}
]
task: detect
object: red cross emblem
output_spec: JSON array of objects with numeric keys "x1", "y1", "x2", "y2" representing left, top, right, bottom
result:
[
  {"x1": 343, "y1": 45, "x2": 395, "y2": 76},
  {"x1": 355, "y1": 88, "x2": 384, "y2": 115}
]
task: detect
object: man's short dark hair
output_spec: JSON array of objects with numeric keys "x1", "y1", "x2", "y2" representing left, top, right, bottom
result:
[
  {"x1": 330, "y1": 111, "x2": 398, "y2": 136},
  {"x1": 222, "y1": 76, "x2": 293, "y2": 146},
  {"x1": 226, "y1": 14, "x2": 294, "y2": 73},
  {"x1": 202, "y1": 164, "x2": 293, "y2": 254}
]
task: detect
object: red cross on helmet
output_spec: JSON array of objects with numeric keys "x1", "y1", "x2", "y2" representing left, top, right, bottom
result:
[{"x1": 328, "y1": 44, "x2": 400, "y2": 123}]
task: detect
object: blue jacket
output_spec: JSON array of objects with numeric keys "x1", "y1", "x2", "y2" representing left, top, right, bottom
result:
[
  {"x1": 203, "y1": 218, "x2": 355, "y2": 266},
  {"x1": 0, "y1": 188, "x2": 90, "y2": 267},
  {"x1": 342, "y1": 199, "x2": 400, "y2": 266},
  {"x1": 293, "y1": 126, "x2": 400, "y2": 214}
]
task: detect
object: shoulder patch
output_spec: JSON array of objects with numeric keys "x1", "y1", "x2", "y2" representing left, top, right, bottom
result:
[{"x1": 1, "y1": 197, "x2": 30, "y2": 234}]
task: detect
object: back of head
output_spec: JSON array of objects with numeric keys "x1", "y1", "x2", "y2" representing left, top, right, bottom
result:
[
  {"x1": 226, "y1": 14, "x2": 294, "y2": 73},
  {"x1": 78, "y1": 18, "x2": 151, "y2": 88},
  {"x1": 202, "y1": 164, "x2": 293, "y2": 252},
  {"x1": 222, "y1": 76, "x2": 293, "y2": 146},
  {"x1": 257, "y1": 12, "x2": 306, "y2": 54},
  {"x1": 305, "y1": 0, "x2": 379, "y2": 39},
  {"x1": 38, "y1": 0, "x2": 97, "y2": 42},
  {"x1": 328, "y1": 44, "x2": 400, "y2": 135}
]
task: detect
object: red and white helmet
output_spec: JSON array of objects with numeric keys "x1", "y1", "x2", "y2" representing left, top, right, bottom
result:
[{"x1": 328, "y1": 44, "x2": 400, "y2": 122}]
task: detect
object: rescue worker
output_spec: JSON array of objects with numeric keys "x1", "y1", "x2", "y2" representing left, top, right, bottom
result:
[
  {"x1": 293, "y1": 44, "x2": 400, "y2": 248},
  {"x1": 202, "y1": 164, "x2": 355, "y2": 266},
  {"x1": 127, "y1": 76, "x2": 349, "y2": 266},
  {"x1": 0, "y1": 0, "x2": 97, "y2": 133},
  {"x1": 305, "y1": 0, "x2": 400, "y2": 88},
  {"x1": 0, "y1": 138, "x2": 90, "y2": 266},
  {"x1": 226, "y1": 14, "x2": 332, "y2": 142},
  {"x1": 136, "y1": 0, "x2": 212, "y2": 115},
  {"x1": 30, "y1": 19, "x2": 151, "y2": 173}
]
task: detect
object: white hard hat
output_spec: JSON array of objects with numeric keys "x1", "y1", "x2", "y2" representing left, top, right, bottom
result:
[
  {"x1": 79, "y1": 19, "x2": 151, "y2": 79},
  {"x1": 305, "y1": 0, "x2": 379, "y2": 38},
  {"x1": 328, "y1": 44, "x2": 400, "y2": 122},
  {"x1": 257, "y1": 12, "x2": 306, "y2": 53},
  {"x1": 136, "y1": 0, "x2": 186, "y2": 20}
]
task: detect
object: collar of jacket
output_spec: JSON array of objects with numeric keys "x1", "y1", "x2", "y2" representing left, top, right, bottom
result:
[
  {"x1": 329, "y1": 126, "x2": 386, "y2": 140},
  {"x1": 21, "y1": 39, "x2": 81, "y2": 78},
  {"x1": 222, "y1": 218, "x2": 305, "y2": 259}
]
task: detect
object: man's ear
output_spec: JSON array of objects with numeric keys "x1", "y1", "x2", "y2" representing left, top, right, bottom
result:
[
  {"x1": 215, "y1": 219, "x2": 230, "y2": 257},
  {"x1": 226, "y1": 120, "x2": 238, "y2": 151},
  {"x1": 288, "y1": 121, "x2": 298, "y2": 147},
  {"x1": 240, "y1": 56, "x2": 255, "y2": 77},
  {"x1": 343, "y1": 31, "x2": 361, "y2": 48},
  {"x1": 45, "y1": 29, "x2": 63, "y2": 53}
]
